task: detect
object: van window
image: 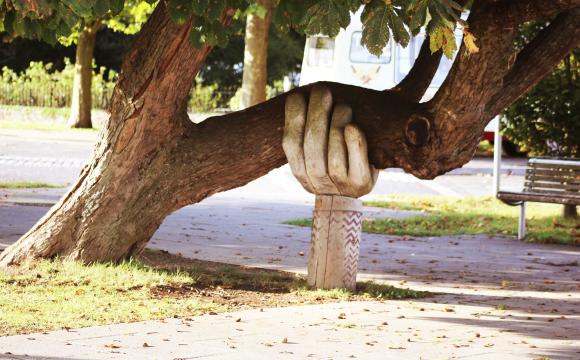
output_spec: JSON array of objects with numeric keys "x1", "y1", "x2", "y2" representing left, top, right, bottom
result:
[
  {"x1": 307, "y1": 36, "x2": 335, "y2": 67},
  {"x1": 349, "y1": 32, "x2": 391, "y2": 64}
]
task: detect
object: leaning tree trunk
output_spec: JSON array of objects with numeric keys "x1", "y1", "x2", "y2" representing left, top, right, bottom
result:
[
  {"x1": 240, "y1": 0, "x2": 274, "y2": 108},
  {"x1": 68, "y1": 23, "x2": 99, "y2": 129},
  {"x1": 1, "y1": 3, "x2": 579, "y2": 266}
]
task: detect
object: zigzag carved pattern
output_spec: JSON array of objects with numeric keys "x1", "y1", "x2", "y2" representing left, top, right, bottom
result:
[
  {"x1": 337, "y1": 211, "x2": 362, "y2": 288},
  {"x1": 341, "y1": 211, "x2": 362, "y2": 247},
  {"x1": 343, "y1": 241, "x2": 360, "y2": 289}
]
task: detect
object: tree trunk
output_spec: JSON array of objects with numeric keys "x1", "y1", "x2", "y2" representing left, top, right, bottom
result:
[
  {"x1": 1, "y1": 4, "x2": 579, "y2": 266},
  {"x1": 0, "y1": 4, "x2": 225, "y2": 265},
  {"x1": 563, "y1": 204, "x2": 577, "y2": 218},
  {"x1": 68, "y1": 23, "x2": 99, "y2": 129},
  {"x1": 240, "y1": 0, "x2": 274, "y2": 108}
]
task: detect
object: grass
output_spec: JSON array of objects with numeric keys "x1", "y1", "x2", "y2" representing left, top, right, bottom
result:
[
  {"x1": 0, "y1": 250, "x2": 428, "y2": 336},
  {"x1": 0, "y1": 182, "x2": 65, "y2": 189},
  {"x1": 285, "y1": 196, "x2": 578, "y2": 245},
  {"x1": 496, "y1": 303, "x2": 508, "y2": 311},
  {"x1": 0, "y1": 258, "x2": 215, "y2": 336}
]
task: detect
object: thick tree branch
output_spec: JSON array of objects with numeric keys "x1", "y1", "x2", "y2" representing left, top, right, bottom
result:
[
  {"x1": 391, "y1": 36, "x2": 443, "y2": 102},
  {"x1": 394, "y1": 2, "x2": 522, "y2": 177},
  {"x1": 428, "y1": 1, "x2": 519, "y2": 128},
  {"x1": 487, "y1": 8, "x2": 580, "y2": 116},
  {"x1": 495, "y1": 0, "x2": 580, "y2": 25}
]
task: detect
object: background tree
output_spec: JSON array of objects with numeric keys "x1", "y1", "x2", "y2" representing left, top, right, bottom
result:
[
  {"x1": 199, "y1": 21, "x2": 303, "y2": 90},
  {"x1": 502, "y1": 23, "x2": 579, "y2": 218},
  {"x1": 63, "y1": 1, "x2": 154, "y2": 128},
  {"x1": 240, "y1": 0, "x2": 275, "y2": 108},
  {"x1": 0, "y1": 0, "x2": 578, "y2": 266}
]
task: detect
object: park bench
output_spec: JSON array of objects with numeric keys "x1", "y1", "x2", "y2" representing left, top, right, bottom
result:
[{"x1": 497, "y1": 157, "x2": 580, "y2": 240}]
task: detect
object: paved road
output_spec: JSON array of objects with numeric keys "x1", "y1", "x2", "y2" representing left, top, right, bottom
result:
[{"x1": 0, "y1": 128, "x2": 527, "y2": 195}]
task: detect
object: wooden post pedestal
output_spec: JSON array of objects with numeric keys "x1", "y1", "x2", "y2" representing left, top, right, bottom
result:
[{"x1": 308, "y1": 195, "x2": 363, "y2": 290}]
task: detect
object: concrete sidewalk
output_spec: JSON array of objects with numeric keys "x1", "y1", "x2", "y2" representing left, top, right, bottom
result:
[
  {"x1": 1, "y1": 299, "x2": 578, "y2": 360},
  {"x1": 1, "y1": 188, "x2": 579, "y2": 359}
]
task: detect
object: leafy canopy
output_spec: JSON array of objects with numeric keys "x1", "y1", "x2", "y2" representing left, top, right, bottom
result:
[{"x1": 0, "y1": 0, "x2": 475, "y2": 58}]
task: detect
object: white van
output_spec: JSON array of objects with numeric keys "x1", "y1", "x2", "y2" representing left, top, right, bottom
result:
[{"x1": 299, "y1": 8, "x2": 462, "y2": 100}]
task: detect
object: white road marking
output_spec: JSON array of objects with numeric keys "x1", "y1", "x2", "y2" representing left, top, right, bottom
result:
[{"x1": 0, "y1": 156, "x2": 86, "y2": 168}]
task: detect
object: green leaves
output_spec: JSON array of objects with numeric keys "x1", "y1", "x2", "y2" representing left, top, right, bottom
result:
[
  {"x1": 0, "y1": 0, "x2": 471, "y2": 59},
  {"x1": 502, "y1": 24, "x2": 579, "y2": 158},
  {"x1": 298, "y1": 0, "x2": 466, "y2": 59},
  {"x1": 360, "y1": 0, "x2": 410, "y2": 57},
  {"x1": 272, "y1": 0, "x2": 308, "y2": 32},
  {"x1": 303, "y1": 0, "x2": 352, "y2": 38},
  {"x1": 429, "y1": 26, "x2": 456, "y2": 59},
  {"x1": 169, "y1": 0, "x2": 194, "y2": 24},
  {"x1": 1, "y1": 0, "x2": 131, "y2": 42},
  {"x1": 360, "y1": 1, "x2": 391, "y2": 56},
  {"x1": 406, "y1": 0, "x2": 428, "y2": 35}
]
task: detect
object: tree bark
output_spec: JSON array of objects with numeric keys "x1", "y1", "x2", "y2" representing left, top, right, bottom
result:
[
  {"x1": 68, "y1": 23, "x2": 99, "y2": 129},
  {"x1": 1, "y1": 3, "x2": 579, "y2": 266},
  {"x1": 0, "y1": 4, "x2": 222, "y2": 265},
  {"x1": 240, "y1": 0, "x2": 274, "y2": 108}
]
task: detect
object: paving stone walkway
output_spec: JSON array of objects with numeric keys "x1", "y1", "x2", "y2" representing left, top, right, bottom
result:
[
  {"x1": 1, "y1": 299, "x2": 578, "y2": 360},
  {"x1": 0, "y1": 188, "x2": 578, "y2": 359}
]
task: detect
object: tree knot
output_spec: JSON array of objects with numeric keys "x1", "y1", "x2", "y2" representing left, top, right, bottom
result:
[{"x1": 405, "y1": 115, "x2": 431, "y2": 147}]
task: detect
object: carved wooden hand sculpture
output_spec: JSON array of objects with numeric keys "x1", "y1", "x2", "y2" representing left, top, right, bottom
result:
[{"x1": 283, "y1": 85, "x2": 378, "y2": 290}]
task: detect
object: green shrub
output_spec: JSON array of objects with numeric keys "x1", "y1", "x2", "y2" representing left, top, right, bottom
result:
[
  {"x1": 501, "y1": 24, "x2": 579, "y2": 157},
  {"x1": 0, "y1": 62, "x2": 288, "y2": 113},
  {"x1": 228, "y1": 87, "x2": 243, "y2": 111},
  {"x1": 188, "y1": 80, "x2": 223, "y2": 113},
  {"x1": 0, "y1": 60, "x2": 117, "y2": 109}
]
